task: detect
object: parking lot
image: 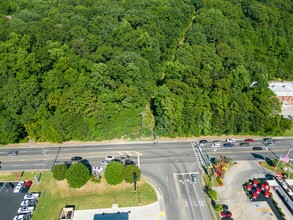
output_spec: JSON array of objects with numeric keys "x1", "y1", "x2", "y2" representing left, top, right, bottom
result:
[{"x1": 0, "y1": 181, "x2": 27, "y2": 220}]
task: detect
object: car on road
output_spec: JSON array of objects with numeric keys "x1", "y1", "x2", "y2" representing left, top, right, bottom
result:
[
  {"x1": 101, "y1": 160, "x2": 110, "y2": 166},
  {"x1": 263, "y1": 138, "x2": 273, "y2": 143},
  {"x1": 191, "y1": 174, "x2": 197, "y2": 183},
  {"x1": 239, "y1": 142, "x2": 249, "y2": 147},
  {"x1": 252, "y1": 147, "x2": 263, "y2": 151},
  {"x1": 226, "y1": 138, "x2": 235, "y2": 143},
  {"x1": 221, "y1": 211, "x2": 232, "y2": 218},
  {"x1": 7, "y1": 151, "x2": 18, "y2": 156},
  {"x1": 5, "y1": 182, "x2": 14, "y2": 190},
  {"x1": 125, "y1": 159, "x2": 135, "y2": 166},
  {"x1": 71, "y1": 156, "x2": 82, "y2": 161},
  {"x1": 13, "y1": 213, "x2": 32, "y2": 220},
  {"x1": 105, "y1": 156, "x2": 115, "y2": 161},
  {"x1": 21, "y1": 199, "x2": 37, "y2": 207},
  {"x1": 221, "y1": 218, "x2": 233, "y2": 220},
  {"x1": 244, "y1": 139, "x2": 254, "y2": 143},
  {"x1": 14, "y1": 180, "x2": 25, "y2": 193},
  {"x1": 199, "y1": 140, "x2": 208, "y2": 144},
  {"x1": 18, "y1": 206, "x2": 35, "y2": 214},
  {"x1": 24, "y1": 192, "x2": 40, "y2": 200},
  {"x1": 223, "y1": 143, "x2": 234, "y2": 147},
  {"x1": 120, "y1": 155, "x2": 130, "y2": 159},
  {"x1": 211, "y1": 143, "x2": 221, "y2": 148}
]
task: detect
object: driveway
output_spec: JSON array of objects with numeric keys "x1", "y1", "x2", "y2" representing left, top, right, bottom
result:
[{"x1": 215, "y1": 160, "x2": 278, "y2": 220}]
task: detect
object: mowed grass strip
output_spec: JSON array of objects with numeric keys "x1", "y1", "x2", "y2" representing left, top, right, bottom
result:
[
  {"x1": 0, "y1": 171, "x2": 157, "y2": 220},
  {"x1": 22, "y1": 172, "x2": 157, "y2": 220}
]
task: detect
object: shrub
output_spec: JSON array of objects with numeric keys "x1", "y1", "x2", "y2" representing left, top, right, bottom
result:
[
  {"x1": 208, "y1": 189, "x2": 217, "y2": 200},
  {"x1": 66, "y1": 162, "x2": 90, "y2": 188},
  {"x1": 215, "y1": 204, "x2": 222, "y2": 211},
  {"x1": 52, "y1": 164, "x2": 68, "y2": 181},
  {"x1": 91, "y1": 175, "x2": 101, "y2": 184},
  {"x1": 124, "y1": 165, "x2": 141, "y2": 183},
  {"x1": 104, "y1": 161, "x2": 124, "y2": 185}
]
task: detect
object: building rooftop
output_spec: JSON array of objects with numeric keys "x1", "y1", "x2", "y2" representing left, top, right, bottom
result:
[{"x1": 269, "y1": 82, "x2": 293, "y2": 97}]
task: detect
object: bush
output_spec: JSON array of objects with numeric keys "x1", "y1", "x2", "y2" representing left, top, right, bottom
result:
[
  {"x1": 104, "y1": 162, "x2": 124, "y2": 185},
  {"x1": 91, "y1": 175, "x2": 101, "y2": 184},
  {"x1": 215, "y1": 204, "x2": 222, "y2": 211},
  {"x1": 208, "y1": 189, "x2": 217, "y2": 201},
  {"x1": 66, "y1": 162, "x2": 91, "y2": 188},
  {"x1": 52, "y1": 164, "x2": 68, "y2": 181},
  {"x1": 124, "y1": 165, "x2": 141, "y2": 183}
]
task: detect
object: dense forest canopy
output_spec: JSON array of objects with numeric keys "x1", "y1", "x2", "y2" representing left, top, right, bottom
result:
[{"x1": 0, "y1": 0, "x2": 292, "y2": 144}]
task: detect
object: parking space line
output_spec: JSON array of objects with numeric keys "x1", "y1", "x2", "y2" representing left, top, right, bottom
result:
[{"x1": 0, "y1": 183, "x2": 5, "y2": 192}]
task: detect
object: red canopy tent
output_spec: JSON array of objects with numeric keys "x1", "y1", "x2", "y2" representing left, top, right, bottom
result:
[
  {"x1": 253, "y1": 180, "x2": 259, "y2": 187},
  {"x1": 252, "y1": 192, "x2": 258, "y2": 199},
  {"x1": 247, "y1": 184, "x2": 253, "y2": 191},
  {"x1": 265, "y1": 191, "x2": 271, "y2": 198}
]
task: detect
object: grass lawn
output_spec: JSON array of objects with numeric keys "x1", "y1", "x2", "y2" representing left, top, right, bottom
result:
[
  {"x1": 284, "y1": 127, "x2": 293, "y2": 136},
  {"x1": 260, "y1": 161, "x2": 293, "y2": 179},
  {"x1": 0, "y1": 171, "x2": 157, "y2": 220}
]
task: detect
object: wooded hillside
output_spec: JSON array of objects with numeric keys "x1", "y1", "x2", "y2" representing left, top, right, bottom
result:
[{"x1": 0, "y1": 0, "x2": 292, "y2": 144}]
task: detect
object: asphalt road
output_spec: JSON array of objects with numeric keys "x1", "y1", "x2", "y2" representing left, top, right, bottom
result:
[{"x1": 0, "y1": 138, "x2": 292, "y2": 220}]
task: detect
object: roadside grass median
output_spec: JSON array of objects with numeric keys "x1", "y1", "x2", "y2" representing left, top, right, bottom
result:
[{"x1": 0, "y1": 171, "x2": 157, "y2": 220}]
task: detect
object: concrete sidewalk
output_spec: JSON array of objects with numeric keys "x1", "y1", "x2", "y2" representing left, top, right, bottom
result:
[{"x1": 73, "y1": 201, "x2": 165, "y2": 220}]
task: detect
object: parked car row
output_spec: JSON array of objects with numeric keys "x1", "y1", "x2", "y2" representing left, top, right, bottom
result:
[
  {"x1": 13, "y1": 180, "x2": 33, "y2": 193},
  {"x1": 13, "y1": 192, "x2": 40, "y2": 220}
]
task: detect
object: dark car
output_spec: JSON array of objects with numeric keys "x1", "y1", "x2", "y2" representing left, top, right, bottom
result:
[
  {"x1": 253, "y1": 147, "x2": 263, "y2": 151},
  {"x1": 5, "y1": 182, "x2": 14, "y2": 189},
  {"x1": 71, "y1": 156, "x2": 82, "y2": 161},
  {"x1": 191, "y1": 174, "x2": 197, "y2": 183},
  {"x1": 263, "y1": 138, "x2": 272, "y2": 143},
  {"x1": 199, "y1": 140, "x2": 208, "y2": 144},
  {"x1": 7, "y1": 151, "x2": 18, "y2": 156},
  {"x1": 244, "y1": 139, "x2": 254, "y2": 143},
  {"x1": 112, "y1": 158, "x2": 123, "y2": 163},
  {"x1": 125, "y1": 159, "x2": 135, "y2": 166},
  {"x1": 222, "y1": 204, "x2": 229, "y2": 210},
  {"x1": 239, "y1": 142, "x2": 249, "y2": 147},
  {"x1": 221, "y1": 218, "x2": 233, "y2": 220},
  {"x1": 221, "y1": 211, "x2": 232, "y2": 218},
  {"x1": 223, "y1": 143, "x2": 234, "y2": 147}
]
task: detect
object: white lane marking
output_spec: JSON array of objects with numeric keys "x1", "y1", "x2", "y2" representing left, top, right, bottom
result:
[{"x1": 179, "y1": 180, "x2": 185, "y2": 185}]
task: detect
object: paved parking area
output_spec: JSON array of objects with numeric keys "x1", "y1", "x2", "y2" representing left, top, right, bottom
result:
[
  {"x1": 215, "y1": 160, "x2": 278, "y2": 220},
  {"x1": 0, "y1": 182, "x2": 27, "y2": 220}
]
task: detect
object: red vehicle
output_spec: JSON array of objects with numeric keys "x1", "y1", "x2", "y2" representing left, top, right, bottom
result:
[
  {"x1": 221, "y1": 211, "x2": 232, "y2": 218},
  {"x1": 244, "y1": 139, "x2": 254, "y2": 143},
  {"x1": 21, "y1": 180, "x2": 33, "y2": 193},
  {"x1": 24, "y1": 180, "x2": 33, "y2": 188}
]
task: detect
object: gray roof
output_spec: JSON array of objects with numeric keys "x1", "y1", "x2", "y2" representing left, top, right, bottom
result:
[{"x1": 269, "y1": 82, "x2": 293, "y2": 97}]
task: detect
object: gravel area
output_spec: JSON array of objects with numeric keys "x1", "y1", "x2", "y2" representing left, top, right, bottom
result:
[{"x1": 215, "y1": 160, "x2": 278, "y2": 220}]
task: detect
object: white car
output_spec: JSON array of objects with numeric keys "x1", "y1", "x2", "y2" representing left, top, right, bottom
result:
[
  {"x1": 101, "y1": 160, "x2": 110, "y2": 166},
  {"x1": 24, "y1": 192, "x2": 40, "y2": 200},
  {"x1": 211, "y1": 143, "x2": 221, "y2": 148},
  {"x1": 14, "y1": 180, "x2": 25, "y2": 193},
  {"x1": 226, "y1": 138, "x2": 236, "y2": 143},
  {"x1": 21, "y1": 199, "x2": 37, "y2": 207},
  {"x1": 105, "y1": 156, "x2": 115, "y2": 161},
  {"x1": 18, "y1": 206, "x2": 35, "y2": 214},
  {"x1": 13, "y1": 213, "x2": 31, "y2": 220},
  {"x1": 93, "y1": 166, "x2": 104, "y2": 173}
]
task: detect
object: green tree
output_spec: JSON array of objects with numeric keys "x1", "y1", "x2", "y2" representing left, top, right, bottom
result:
[
  {"x1": 124, "y1": 165, "x2": 141, "y2": 184},
  {"x1": 52, "y1": 164, "x2": 68, "y2": 181},
  {"x1": 104, "y1": 162, "x2": 124, "y2": 185},
  {"x1": 66, "y1": 162, "x2": 90, "y2": 188}
]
